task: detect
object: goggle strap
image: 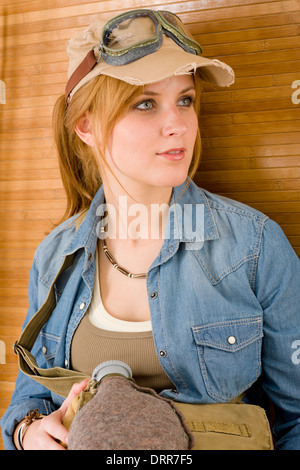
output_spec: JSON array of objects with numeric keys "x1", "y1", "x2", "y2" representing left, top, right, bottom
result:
[{"x1": 65, "y1": 49, "x2": 98, "y2": 103}]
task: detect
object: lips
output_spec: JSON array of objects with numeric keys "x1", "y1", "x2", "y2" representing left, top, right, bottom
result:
[{"x1": 157, "y1": 148, "x2": 185, "y2": 161}]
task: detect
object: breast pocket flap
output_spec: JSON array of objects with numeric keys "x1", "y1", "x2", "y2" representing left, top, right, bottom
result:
[{"x1": 192, "y1": 317, "x2": 263, "y2": 353}]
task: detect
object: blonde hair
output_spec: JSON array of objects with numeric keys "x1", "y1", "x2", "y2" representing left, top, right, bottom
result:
[{"x1": 53, "y1": 74, "x2": 202, "y2": 224}]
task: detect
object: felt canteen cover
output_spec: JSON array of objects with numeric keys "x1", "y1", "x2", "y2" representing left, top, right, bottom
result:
[{"x1": 67, "y1": 376, "x2": 194, "y2": 450}]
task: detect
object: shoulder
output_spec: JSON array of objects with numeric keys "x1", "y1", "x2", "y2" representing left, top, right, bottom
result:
[
  {"x1": 185, "y1": 181, "x2": 269, "y2": 240},
  {"x1": 199, "y1": 188, "x2": 289, "y2": 246},
  {"x1": 187, "y1": 182, "x2": 277, "y2": 261},
  {"x1": 199, "y1": 187, "x2": 268, "y2": 224},
  {"x1": 33, "y1": 213, "x2": 80, "y2": 288},
  {"x1": 184, "y1": 180, "x2": 268, "y2": 222},
  {"x1": 195, "y1": 185, "x2": 297, "y2": 264}
]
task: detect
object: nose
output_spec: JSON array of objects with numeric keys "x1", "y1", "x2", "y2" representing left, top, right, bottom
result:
[{"x1": 161, "y1": 107, "x2": 188, "y2": 137}]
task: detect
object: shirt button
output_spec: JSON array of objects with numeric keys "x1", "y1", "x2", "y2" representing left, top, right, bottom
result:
[
  {"x1": 227, "y1": 336, "x2": 236, "y2": 345},
  {"x1": 42, "y1": 346, "x2": 47, "y2": 354},
  {"x1": 150, "y1": 292, "x2": 157, "y2": 299},
  {"x1": 159, "y1": 349, "x2": 167, "y2": 357},
  {"x1": 65, "y1": 359, "x2": 68, "y2": 367},
  {"x1": 79, "y1": 302, "x2": 86, "y2": 310}
]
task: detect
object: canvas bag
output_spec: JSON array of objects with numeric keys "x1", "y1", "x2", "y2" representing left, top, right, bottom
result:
[{"x1": 62, "y1": 375, "x2": 274, "y2": 450}]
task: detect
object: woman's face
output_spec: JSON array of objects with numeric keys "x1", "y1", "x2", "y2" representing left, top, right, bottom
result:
[{"x1": 104, "y1": 74, "x2": 198, "y2": 194}]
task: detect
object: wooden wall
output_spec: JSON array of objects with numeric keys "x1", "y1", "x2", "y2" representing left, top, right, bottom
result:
[{"x1": 0, "y1": 0, "x2": 299, "y2": 449}]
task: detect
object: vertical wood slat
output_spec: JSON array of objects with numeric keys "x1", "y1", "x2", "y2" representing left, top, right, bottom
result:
[{"x1": 1, "y1": 0, "x2": 299, "y2": 449}]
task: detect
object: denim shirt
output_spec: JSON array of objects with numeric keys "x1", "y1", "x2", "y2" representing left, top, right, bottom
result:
[{"x1": 1, "y1": 179, "x2": 300, "y2": 450}]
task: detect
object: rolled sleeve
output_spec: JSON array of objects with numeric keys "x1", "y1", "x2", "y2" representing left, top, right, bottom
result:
[{"x1": 1, "y1": 396, "x2": 55, "y2": 450}]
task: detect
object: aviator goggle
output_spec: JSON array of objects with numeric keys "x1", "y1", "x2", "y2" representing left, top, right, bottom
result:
[{"x1": 65, "y1": 9, "x2": 202, "y2": 102}]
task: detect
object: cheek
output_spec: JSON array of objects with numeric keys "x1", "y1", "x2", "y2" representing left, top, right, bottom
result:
[
  {"x1": 190, "y1": 113, "x2": 199, "y2": 139},
  {"x1": 110, "y1": 120, "x2": 152, "y2": 157},
  {"x1": 106, "y1": 124, "x2": 141, "y2": 172}
]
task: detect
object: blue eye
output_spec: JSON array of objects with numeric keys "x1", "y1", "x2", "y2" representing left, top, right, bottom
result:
[
  {"x1": 178, "y1": 96, "x2": 195, "y2": 107},
  {"x1": 135, "y1": 100, "x2": 154, "y2": 110}
]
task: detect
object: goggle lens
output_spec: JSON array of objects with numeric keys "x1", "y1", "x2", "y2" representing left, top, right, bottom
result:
[{"x1": 104, "y1": 14, "x2": 158, "y2": 51}]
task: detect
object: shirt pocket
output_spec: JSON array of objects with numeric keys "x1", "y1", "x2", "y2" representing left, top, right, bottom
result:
[
  {"x1": 192, "y1": 316, "x2": 263, "y2": 402},
  {"x1": 40, "y1": 329, "x2": 60, "y2": 368}
]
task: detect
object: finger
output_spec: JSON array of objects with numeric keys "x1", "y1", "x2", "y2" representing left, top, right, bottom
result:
[
  {"x1": 41, "y1": 432, "x2": 67, "y2": 451},
  {"x1": 41, "y1": 412, "x2": 70, "y2": 446},
  {"x1": 60, "y1": 379, "x2": 90, "y2": 416}
]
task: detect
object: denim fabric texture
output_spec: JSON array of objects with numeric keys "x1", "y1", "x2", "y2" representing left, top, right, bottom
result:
[{"x1": 1, "y1": 179, "x2": 300, "y2": 449}]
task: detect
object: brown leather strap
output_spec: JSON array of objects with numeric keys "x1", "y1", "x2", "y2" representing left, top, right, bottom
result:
[{"x1": 65, "y1": 49, "x2": 98, "y2": 103}]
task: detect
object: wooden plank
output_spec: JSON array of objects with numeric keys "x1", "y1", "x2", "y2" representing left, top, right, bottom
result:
[
  {"x1": 180, "y1": 1, "x2": 300, "y2": 23},
  {"x1": 200, "y1": 120, "x2": 300, "y2": 138},
  {"x1": 193, "y1": 23, "x2": 300, "y2": 44},
  {"x1": 0, "y1": 189, "x2": 66, "y2": 201},
  {"x1": 0, "y1": 307, "x2": 28, "y2": 327},
  {"x1": 200, "y1": 36, "x2": 300, "y2": 58},
  {"x1": 219, "y1": 190, "x2": 300, "y2": 203},
  {"x1": 0, "y1": 106, "x2": 53, "y2": 122},
  {"x1": 194, "y1": 179, "x2": 300, "y2": 193},
  {"x1": 199, "y1": 156, "x2": 300, "y2": 172},
  {"x1": 0, "y1": 159, "x2": 59, "y2": 171},
  {"x1": 266, "y1": 213, "x2": 300, "y2": 225},
  {"x1": 0, "y1": 149, "x2": 57, "y2": 160},
  {"x1": 202, "y1": 144, "x2": 300, "y2": 158},
  {"x1": 0, "y1": 220, "x2": 64, "y2": 232},
  {"x1": 202, "y1": 85, "x2": 298, "y2": 105},
  {"x1": 0, "y1": 168, "x2": 61, "y2": 180},
  {"x1": 248, "y1": 202, "x2": 300, "y2": 213},
  {"x1": 0, "y1": 179, "x2": 63, "y2": 191},
  {"x1": 201, "y1": 132, "x2": 300, "y2": 148},
  {"x1": 0, "y1": 230, "x2": 52, "y2": 242},
  {"x1": 0, "y1": 297, "x2": 33, "y2": 308},
  {"x1": 196, "y1": 167, "x2": 300, "y2": 182},
  {"x1": 201, "y1": 108, "x2": 300, "y2": 127},
  {"x1": 1, "y1": 0, "x2": 189, "y2": 27},
  {"x1": 0, "y1": 240, "x2": 40, "y2": 250},
  {"x1": 0, "y1": 199, "x2": 66, "y2": 210},
  {"x1": 280, "y1": 225, "x2": 300, "y2": 235},
  {"x1": 189, "y1": 11, "x2": 300, "y2": 35}
]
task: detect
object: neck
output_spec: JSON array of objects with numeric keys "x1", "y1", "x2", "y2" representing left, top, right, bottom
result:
[{"x1": 101, "y1": 179, "x2": 172, "y2": 242}]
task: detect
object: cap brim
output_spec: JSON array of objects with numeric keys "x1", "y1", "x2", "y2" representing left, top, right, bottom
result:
[{"x1": 70, "y1": 36, "x2": 235, "y2": 98}]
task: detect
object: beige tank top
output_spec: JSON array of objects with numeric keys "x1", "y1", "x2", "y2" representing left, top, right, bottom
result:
[{"x1": 70, "y1": 248, "x2": 174, "y2": 392}]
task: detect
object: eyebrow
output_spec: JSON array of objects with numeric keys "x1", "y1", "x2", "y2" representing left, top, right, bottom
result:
[{"x1": 141, "y1": 86, "x2": 196, "y2": 96}]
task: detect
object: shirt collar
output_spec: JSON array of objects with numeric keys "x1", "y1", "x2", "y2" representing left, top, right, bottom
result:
[
  {"x1": 170, "y1": 178, "x2": 219, "y2": 243},
  {"x1": 63, "y1": 178, "x2": 219, "y2": 256},
  {"x1": 63, "y1": 185, "x2": 105, "y2": 256}
]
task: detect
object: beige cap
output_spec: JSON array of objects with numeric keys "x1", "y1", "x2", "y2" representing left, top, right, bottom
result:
[{"x1": 66, "y1": 15, "x2": 235, "y2": 101}]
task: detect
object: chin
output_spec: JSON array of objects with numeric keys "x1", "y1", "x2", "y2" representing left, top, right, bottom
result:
[{"x1": 154, "y1": 169, "x2": 189, "y2": 189}]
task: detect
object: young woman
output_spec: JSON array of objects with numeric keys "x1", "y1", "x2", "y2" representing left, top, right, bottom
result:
[{"x1": 1, "y1": 10, "x2": 299, "y2": 450}]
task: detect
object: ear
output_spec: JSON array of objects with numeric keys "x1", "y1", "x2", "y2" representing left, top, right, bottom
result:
[{"x1": 74, "y1": 111, "x2": 96, "y2": 147}]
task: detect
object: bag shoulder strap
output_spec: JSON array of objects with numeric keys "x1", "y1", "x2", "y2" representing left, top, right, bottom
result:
[{"x1": 14, "y1": 211, "x2": 90, "y2": 398}]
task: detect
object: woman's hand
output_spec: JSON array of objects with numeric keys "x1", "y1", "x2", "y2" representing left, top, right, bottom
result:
[{"x1": 21, "y1": 379, "x2": 89, "y2": 450}]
